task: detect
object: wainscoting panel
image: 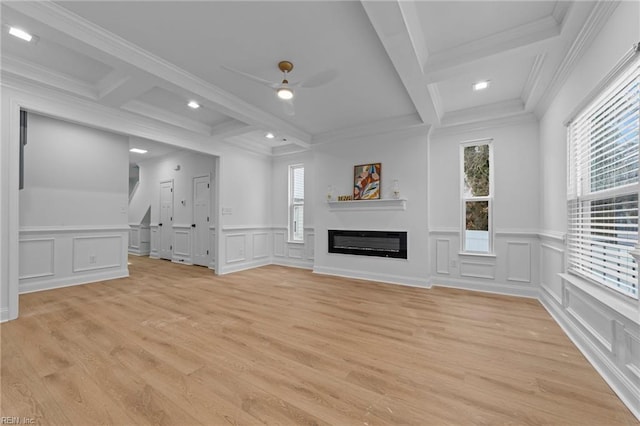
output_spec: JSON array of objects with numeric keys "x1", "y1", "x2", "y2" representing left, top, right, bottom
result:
[
  {"x1": 253, "y1": 233, "x2": 269, "y2": 259},
  {"x1": 73, "y1": 235, "x2": 123, "y2": 273},
  {"x1": 540, "y1": 240, "x2": 640, "y2": 421},
  {"x1": 541, "y1": 243, "x2": 564, "y2": 304},
  {"x1": 506, "y1": 241, "x2": 531, "y2": 283},
  {"x1": 288, "y1": 245, "x2": 304, "y2": 259},
  {"x1": 306, "y1": 232, "x2": 315, "y2": 260},
  {"x1": 460, "y1": 260, "x2": 496, "y2": 280},
  {"x1": 225, "y1": 233, "x2": 247, "y2": 264},
  {"x1": 19, "y1": 226, "x2": 129, "y2": 294},
  {"x1": 150, "y1": 225, "x2": 159, "y2": 258},
  {"x1": 130, "y1": 229, "x2": 139, "y2": 248},
  {"x1": 128, "y1": 224, "x2": 150, "y2": 256},
  {"x1": 436, "y1": 239, "x2": 450, "y2": 275},
  {"x1": 19, "y1": 238, "x2": 54, "y2": 279},
  {"x1": 566, "y1": 288, "x2": 614, "y2": 352},
  {"x1": 428, "y1": 229, "x2": 538, "y2": 298},
  {"x1": 624, "y1": 330, "x2": 640, "y2": 385},
  {"x1": 273, "y1": 231, "x2": 286, "y2": 257}
]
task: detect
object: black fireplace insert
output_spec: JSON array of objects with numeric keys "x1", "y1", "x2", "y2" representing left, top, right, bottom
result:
[{"x1": 328, "y1": 230, "x2": 407, "y2": 259}]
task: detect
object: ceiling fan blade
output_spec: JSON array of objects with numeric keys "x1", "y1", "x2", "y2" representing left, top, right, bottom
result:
[
  {"x1": 221, "y1": 65, "x2": 275, "y2": 87},
  {"x1": 297, "y1": 69, "x2": 338, "y2": 88},
  {"x1": 282, "y1": 98, "x2": 295, "y2": 116}
]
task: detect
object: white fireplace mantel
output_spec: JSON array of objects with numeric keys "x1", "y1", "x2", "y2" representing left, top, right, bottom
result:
[{"x1": 327, "y1": 199, "x2": 407, "y2": 211}]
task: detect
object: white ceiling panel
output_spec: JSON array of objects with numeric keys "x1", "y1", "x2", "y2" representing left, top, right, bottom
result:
[
  {"x1": 416, "y1": 1, "x2": 559, "y2": 54},
  {"x1": 136, "y1": 86, "x2": 231, "y2": 128},
  {"x1": 437, "y1": 56, "x2": 535, "y2": 113}
]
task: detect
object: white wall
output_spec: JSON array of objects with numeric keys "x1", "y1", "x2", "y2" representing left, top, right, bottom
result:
[
  {"x1": 312, "y1": 127, "x2": 430, "y2": 287},
  {"x1": 18, "y1": 113, "x2": 130, "y2": 294},
  {"x1": 428, "y1": 116, "x2": 540, "y2": 297},
  {"x1": 216, "y1": 148, "x2": 274, "y2": 273},
  {"x1": 538, "y1": 1, "x2": 640, "y2": 419}
]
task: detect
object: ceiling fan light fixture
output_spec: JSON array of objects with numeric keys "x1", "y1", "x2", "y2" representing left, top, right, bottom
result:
[{"x1": 277, "y1": 85, "x2": 294, "y2": 100}]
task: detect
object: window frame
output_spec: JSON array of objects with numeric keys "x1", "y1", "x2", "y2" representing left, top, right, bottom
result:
[
  {"x1": 460, "y1": 139, "x2": 494, "y2": 254},
  {"x1": 566, "y1": 58, "x2": 639, "y2": 299},
  {"x1": 288, "y1": 164, "x2": 304, "y2": 243}
]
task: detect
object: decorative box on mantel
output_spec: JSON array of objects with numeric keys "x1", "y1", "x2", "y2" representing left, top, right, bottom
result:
[{"x1": 327, "y1": 198, "x2": 407, "y2": 211}]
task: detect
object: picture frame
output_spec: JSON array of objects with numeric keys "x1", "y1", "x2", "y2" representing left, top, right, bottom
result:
[{"x1": 353, "y1": 163, "x2": 381, "y2": 200}]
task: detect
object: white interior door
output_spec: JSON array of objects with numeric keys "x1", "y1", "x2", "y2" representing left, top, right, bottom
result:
[
  {"x1": 192, "y1": 175, "x2": 211, "y2": 266},
  {"x1": 159, "y1": 180, "x2": 173, "y2": 260}
]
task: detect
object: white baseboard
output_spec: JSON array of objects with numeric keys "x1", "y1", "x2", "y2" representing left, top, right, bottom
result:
[
  {"x1": 0, "y1": 308, "x2": 10, "y2": 323},
  {"x1": 19, "y1": 269, "x2": 129, "y2": 295},
  {"x1": 313, "y1": 266, "x2": 431, "y2": 289},
  {"x1": 271, "y1": 258, "x2": 314, "y2": 270},
  {"x1": 433, "y1": 276, "x2": 538, "y2": 299},
  {"x1": 539, "y1": 291, "x2": 640, "y2": 421},
  {"x1": 128, "y1": 248, "x2": 150, "y2": 256},
  {"x1": 218, "y1": 258, "x2": 272, "y2": 275}
]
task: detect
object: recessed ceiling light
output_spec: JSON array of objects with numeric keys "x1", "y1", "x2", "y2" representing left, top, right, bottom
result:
[
  {"x1": 473, "y1": 80, "x2": 490, "y2": 91},
  {"x1": 9, "y1": 26, "x2": 33, "y2": 42},
  {"x1": 188, "y1": 101, "x2": 200, "y2": 109},
  {"x1": 129, "y1": 148, "x2": 148, "y2": 154},
  {"x1": 265, "y1": 132, "x2": 275, "y2": 139}
]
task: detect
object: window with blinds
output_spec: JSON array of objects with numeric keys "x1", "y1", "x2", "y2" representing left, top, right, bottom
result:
[
  {"x1": 289, "y1": 164, "x2": 304, "y2": 242},
  {"x1": 567, "y1": 58, "x2": 639, "y2": 299}
]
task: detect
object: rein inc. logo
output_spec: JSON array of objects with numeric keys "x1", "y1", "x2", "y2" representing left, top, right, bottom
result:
[{"x1": 1, "y1": 418, "x2": 35, "y2": 425}]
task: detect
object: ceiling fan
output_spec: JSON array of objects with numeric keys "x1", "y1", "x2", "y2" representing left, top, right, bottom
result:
[{"x1": 222, "y1": 61, "x2": 337, "y2": 116}]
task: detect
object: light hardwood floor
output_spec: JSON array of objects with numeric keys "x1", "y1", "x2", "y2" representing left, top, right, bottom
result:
[{"x1": 2, "y1": 256, "x2": 637, "y2": 425}]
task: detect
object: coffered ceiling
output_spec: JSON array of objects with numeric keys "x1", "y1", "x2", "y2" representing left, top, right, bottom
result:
[{"x1": 1, "y1": 1, "x2": 615, "y2": 155}]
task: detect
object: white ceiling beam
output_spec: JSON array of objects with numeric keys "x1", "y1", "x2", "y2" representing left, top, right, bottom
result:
[
  {"x1": 361, "y1": 0, "x2": 440, "y2": 126},
  {"x1": 4, "y1": 1, "x2": 312, "y2": 144}
]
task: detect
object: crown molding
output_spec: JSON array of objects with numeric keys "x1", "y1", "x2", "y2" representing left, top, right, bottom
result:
[
  {"x1": 521, "y1": 53, "x2": 547, "y2": 110},
  {"x1": 1, "y1": 55, "x2": 97, "y2": 100},
  {"x1": 534, "y1": 1, "x2": 619, "y2": 116},
  {"x1": 430, "y1": 111, "x2": 537, "y2": 139},
  {"x1": 4, "y1": 1, "x2": 311, "y2": 144},
  {"x1": 426, "y1": 83, "x2": 444, "y2": 123},
  {"x1": 440, "y1": 98, "x2": 525, "y2": 128},
  {"x1": 312, "y1": 113, "x2": 426, "y2": 145}
]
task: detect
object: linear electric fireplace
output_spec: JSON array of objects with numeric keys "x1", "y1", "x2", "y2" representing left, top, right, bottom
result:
[{"x1": 328, "y1": 230, "x2": 407, "y2": 259}]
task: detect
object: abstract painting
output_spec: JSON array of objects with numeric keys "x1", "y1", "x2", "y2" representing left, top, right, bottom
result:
[{"x1": 353, "y1": 163, "x2": 381, "y2": 200}]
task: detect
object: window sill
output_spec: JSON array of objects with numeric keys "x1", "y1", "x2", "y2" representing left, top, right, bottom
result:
[
  {"x1": 559, "y1": 273, "x2": 639, "y2": 324},
  {"x1": 458, "y1": 251, "x2": 496, "y2": 258},
  {"x1": 287, "y1": 240, "x2": 305, "y2": 245}
]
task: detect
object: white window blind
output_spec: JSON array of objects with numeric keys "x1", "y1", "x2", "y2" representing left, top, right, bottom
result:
[
  {"x1": 567, "y1": 58, "x2": 639, "y2": 299},
  {"x1": 289, "y1": 165, "x2": 304, "y2": 242}
]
